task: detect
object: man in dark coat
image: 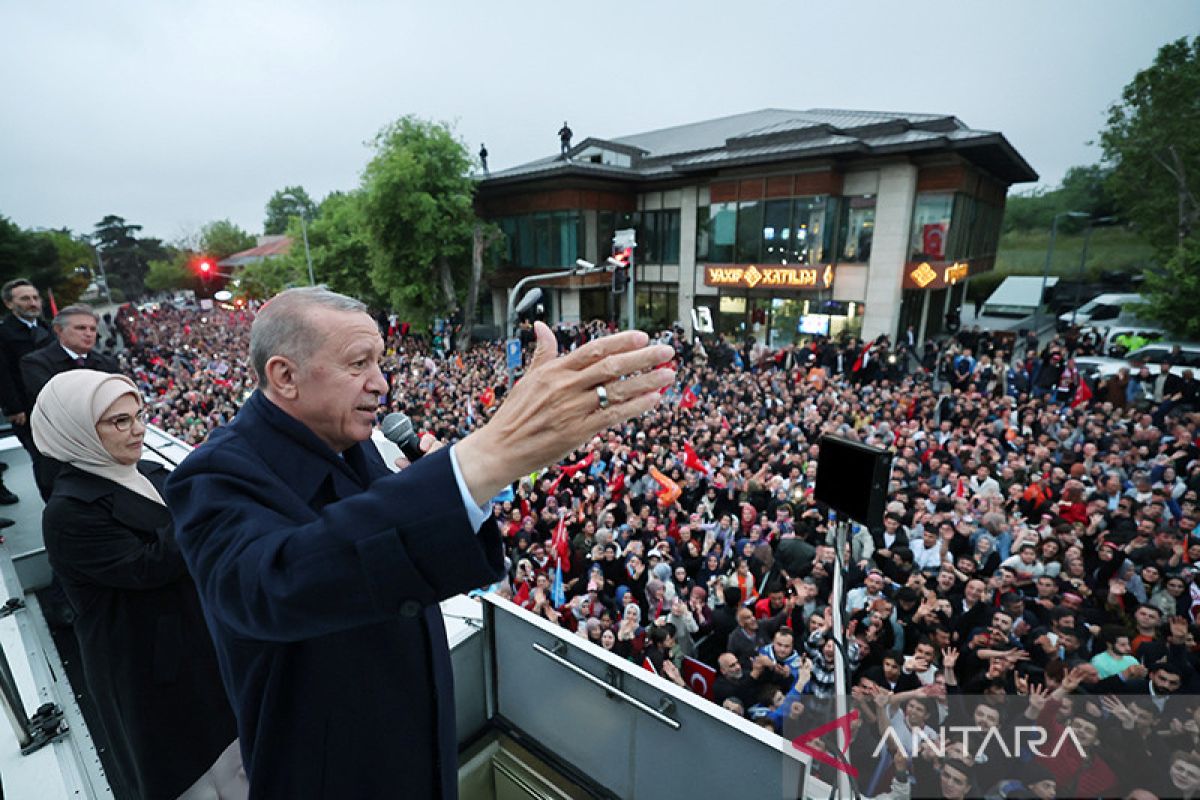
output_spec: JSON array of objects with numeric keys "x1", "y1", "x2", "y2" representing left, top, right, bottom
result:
[
  {"x1": 165, "y1": 287, "x2": 675, "y2": 799},
  {"x1": 21, "y1": 303, "x2": 121, "y2": 499},
  {"x1": 0, "y1": 278, "x2": 52, "y2": 513}
]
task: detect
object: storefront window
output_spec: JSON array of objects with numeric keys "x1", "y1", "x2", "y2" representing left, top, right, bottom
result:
[
  {"x1": 634, "y1": 285, "x2": 678, "y2": 332},
  {"x1": 792, "y1": 197, "x2": 829, "y2": 264},
  {"x1": 735, "y1": 201, "x2": 763, "y2": 263},
  {"x1": 709, "y1": 203, "x2": 737, "y2": 262},
  {"x1": 696, "y1": 205, "x2": 711, "y2": 261},
  {"x1": 762, "y1": 199, "x2": 793, "y2": 265},
  {"x1": 839, "y1": 197, "x2": 876, "y2": 263},
  {"x1": 496, "y1": 212, "x2": 583, "y2": 268},
  {"x1": 910, "y1": 193, "x2": 954, "y2": 260}
]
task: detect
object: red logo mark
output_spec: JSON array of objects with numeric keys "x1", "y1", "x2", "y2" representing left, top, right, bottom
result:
[{"x1": 790, "y1": 709, "x2": 859, "y2": 778}]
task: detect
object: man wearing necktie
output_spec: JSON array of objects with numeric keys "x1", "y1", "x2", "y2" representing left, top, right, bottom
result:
[
  {"x1": 0, "y1": 279, "x2": 53, "y2": 516},
  {"x1": 21, "y1": 304, "x2": 121, "y2": 499}
]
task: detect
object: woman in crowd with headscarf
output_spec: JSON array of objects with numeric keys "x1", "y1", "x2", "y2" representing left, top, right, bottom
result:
[{"x1": 32, "y1": 370, "x2": 238, "y2": 799}]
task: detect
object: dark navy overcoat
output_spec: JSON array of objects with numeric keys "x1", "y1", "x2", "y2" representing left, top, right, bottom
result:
[{"x1": 165, "y1": 390, "x2": 503, "y2": 799}]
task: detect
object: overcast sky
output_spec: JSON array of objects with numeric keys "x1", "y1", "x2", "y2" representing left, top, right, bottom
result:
[{"x1": 1, "y1": 0, "x2": 1196, "y2": 243}]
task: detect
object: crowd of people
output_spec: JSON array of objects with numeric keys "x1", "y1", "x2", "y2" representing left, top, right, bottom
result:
[{"x1": 111, "y1": 300, "x2": 1200, "y2": 799}]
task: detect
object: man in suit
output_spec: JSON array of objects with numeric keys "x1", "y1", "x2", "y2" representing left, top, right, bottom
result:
[
  {"x1": 21, "y1": 304, "x2": 120, "y2": 499},
  {"x1": 165, "y1": 287, "x2": 675, "y2": 799},
  {"x1": 0, "y1": 278, "x2": 51, "y2": 513}
]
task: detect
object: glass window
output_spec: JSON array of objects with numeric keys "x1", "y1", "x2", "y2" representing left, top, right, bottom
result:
[
  {"x1": 793, "y1": 197, "x2": 828, "y2": 264},
  {"x1": 516, "y1": 215, "x2": 535, "y2": 266},
  {"x1": 735, "y1": 201, "x2": 763, "y2": 263},
  {"x1": 497, "y1": 217, "x2": 518, "y2": 266},
  {"x1": 533, "y1": 213, "x2": 552, "y2": 266},
  {"x1": 696, "y1": 205, "x2": 711, "y2": 261},
  {"x1": 634, "y1": 285, "x2": 678, "y2": 332},
  {"x1": 598, "y1": 211, "x2": 616, "y2": 265},
  {"x1": 640, "y1": 211, "x2": 659, "y2": 265},
  {"x1": 710, "y1": 203, "x2": 737, "y2": 262},
  {"x1": 839, "y1": 197, "x2": 876, "y2": 263},
  {"x1": 910, "y1": 193, "x2": 954, "y2": 260},
  {"x1": 762, "y1": 199, "x2": 793, "y2": 265},
  {"x1": 661, "y1": 209, "x2": 681, "y2": 265}
]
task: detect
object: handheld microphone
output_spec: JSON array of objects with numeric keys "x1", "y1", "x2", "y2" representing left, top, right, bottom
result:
[{"x1": 381, "y1": 412, "x2": 424, "y2": 462}]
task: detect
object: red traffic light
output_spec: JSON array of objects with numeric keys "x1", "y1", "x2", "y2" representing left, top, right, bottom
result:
[{"x1": 199, "y1": 260, "x2": 212, "y2": 273}]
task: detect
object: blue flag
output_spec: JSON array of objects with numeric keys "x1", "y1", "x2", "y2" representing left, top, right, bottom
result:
[{"x1": 550, "y1": 562, "x2": 565, "y2": 608}]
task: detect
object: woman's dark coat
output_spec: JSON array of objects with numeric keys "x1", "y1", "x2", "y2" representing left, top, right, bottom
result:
[{"x1": 42, "y1": 461, "x2": 236, "y2": 799}]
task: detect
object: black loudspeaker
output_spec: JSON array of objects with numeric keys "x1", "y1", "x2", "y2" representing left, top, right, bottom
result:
[{"x1": 814, "y1": 435, "x2": 890, "y2": 530}]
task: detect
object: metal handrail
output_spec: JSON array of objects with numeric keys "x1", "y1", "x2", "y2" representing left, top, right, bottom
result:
[{"x1": 532, "y1": 641, "x2": 680, "y2": 730}]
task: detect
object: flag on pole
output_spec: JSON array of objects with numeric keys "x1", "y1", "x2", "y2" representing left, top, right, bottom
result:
[
  {"x1": 550, "y1": 561, "x2": 565, "y2": 608},
  {"x1": 682, "y1": 442, "x2": 711, "y2": 475},
  {"x1": 551, "y1": 512, "x2": 571, "y2": 573}
]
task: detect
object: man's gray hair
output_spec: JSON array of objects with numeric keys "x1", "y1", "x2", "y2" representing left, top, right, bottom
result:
[
  {"x1": 250, "y1": 286, "x2": 368, "y2": 382},
  {"x1": 52, "y1": 304, "x2": 98, "y2": 329}
]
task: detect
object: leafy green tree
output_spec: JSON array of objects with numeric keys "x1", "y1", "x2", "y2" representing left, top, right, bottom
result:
[
  {"x1": 145, "y1": 252, "x2": 202, "y2": 293},
  {"x1": 199, "y1": 219, "x2": 256, "y2": 261},
  {"x1": 264, "y1": 186, "x2": 317, "y2": 235},
  {"x1": 1101, "y1": 36, "x2": 1200, "y2": 251},
  {"x1": 359, "y1": 116, "x2": 490, "y2": 341},
  {"x1": 1134, "y1": 239, "x2": 1200, "y2": 339},
  {"x1": 284, "y1": 191, "x2": 382, "y2": 305},
  {"x1": 35, "y1": 229, "x2": 95, "y2": 307},
  {"x1": 0, "y1": 215, "x2": 59, "y2": 292},
  {"x1": 92, "y1": 215, "x2": 165, "y2": 299},
  {"x1": 236, "y1": 255, "x2": 304, "y2": 300}
]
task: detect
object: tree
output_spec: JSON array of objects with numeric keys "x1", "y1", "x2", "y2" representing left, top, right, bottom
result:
[
  {"x1": 1134, "y1": 239, "x2": 1200, "y2": 339},
  {"x1": 92, "y1": 215, "x2": 165, "y2": 300},
  {"x1": 145, "y1": 252, "x2": 202, "y2": 294},
  {"x1": 199, "y1": 219, "x2": 256, "y2": 261},
  {"x1": 1101, "y1": 36, "x2": 1200, "y2": 252},
  {"x1": 359, "y1": 116, "x2": 489, "y2": 340},
  {"x1": 284, "y1": 191, "x2": 382, "y2": 305},
  {"x1": 263, "y1": 186, "x2": 316, "y2": 235}
]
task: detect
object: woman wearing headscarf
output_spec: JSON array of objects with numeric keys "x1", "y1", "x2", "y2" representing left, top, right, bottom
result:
[{"x1": 32, "y1": 371, "x2": 238, "y2": 799}]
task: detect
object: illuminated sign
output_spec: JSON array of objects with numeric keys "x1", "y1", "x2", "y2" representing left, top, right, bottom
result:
[
  {"x1": 903, "y1": 259, "x2": 977, "y2": 290},
  {"x1": 704, "y1": 264, "x2": 835, "y2": 290},
  {"x1": 909, "y1": 262, "x2": 937, "y2": 288}
]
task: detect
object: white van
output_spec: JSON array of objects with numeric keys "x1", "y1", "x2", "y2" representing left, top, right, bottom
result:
[{"x1": 1058, "y1": 293, "x2": 1145, "y2": 331}]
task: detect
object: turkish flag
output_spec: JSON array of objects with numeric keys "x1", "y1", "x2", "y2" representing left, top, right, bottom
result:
[
  {"x1": 480, "y1": 386, "x2": 495, "y2": 408},
  {"x1": 1071, "y1": 381, "x2": 1093, "y2": 408},
  {"x1": 683, "y1": 442, "x2": 711, "y2": 475},
  {"x1": 642, "y1": 656, "x2": 658, "y2": 675},
  {"x1": 923, "y1": 223, "x2": 946, "y2": 258},
  {"x1": 682, "y1": 656, "x2": 716, "y2": 699},
  {"x1": 680, "y1": 385, "x2": 700, "y2": 410},
  {"x1": 551, "y1": 513, "x2": 570, "y2": 572}
]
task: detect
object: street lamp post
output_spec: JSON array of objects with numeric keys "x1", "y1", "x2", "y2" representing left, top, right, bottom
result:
[
  {"x1": 504, "y1": 260, "x2": 604, "y2": 386},
  {"x1": 281, "y1": 192, "x2": 316, "y2": 286},
  {"x1": 1036, "y1": 210, "x2": 1088, "y2": 339},
  {"x1": 1072, "y1": 216, "x2": 1116, "y2": 327}
]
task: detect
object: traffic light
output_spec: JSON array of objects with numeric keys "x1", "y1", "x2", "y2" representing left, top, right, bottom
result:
[{"x1": 198, "y1": 260, "x2": 213, "y2": 277}]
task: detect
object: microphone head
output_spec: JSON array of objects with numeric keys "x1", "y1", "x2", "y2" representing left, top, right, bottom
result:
[{"x1": 381, "y1": 412, "x2": 416, "y2": 445}]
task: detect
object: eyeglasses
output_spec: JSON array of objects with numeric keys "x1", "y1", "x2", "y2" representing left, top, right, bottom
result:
[{"x1": 100, "y1": 409, "x2": 147, "y2": 432}]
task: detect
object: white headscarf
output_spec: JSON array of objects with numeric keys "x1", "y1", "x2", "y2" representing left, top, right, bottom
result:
[{"x1": 30, "y1": 370, "x2": 163, "y2": 505}]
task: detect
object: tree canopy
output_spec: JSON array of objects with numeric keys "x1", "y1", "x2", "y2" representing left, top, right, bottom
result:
[
  {"x1": 359, "y1": 116, "x2": 478, "y2": 322},
  {"x1": 1101, "y1": 35, "x2": 1200, "y2": 252},
  {"x1": 199, "y1": 219, "x2": 256, "y2": 261},
  {"x1": 92, "y1": 214, "x2": 166, "y2": 300},
  {"x1": 263, "y1": 186, "x2": 317, "y2": 235}
]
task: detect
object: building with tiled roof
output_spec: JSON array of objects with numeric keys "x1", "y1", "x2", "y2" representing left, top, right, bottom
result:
[
  {"x1": 217, "y1": 235, "x2": 293, "y2": 269},
  {"x1": 477, "y1": 108, "x2": 1036, "y2": 344}
]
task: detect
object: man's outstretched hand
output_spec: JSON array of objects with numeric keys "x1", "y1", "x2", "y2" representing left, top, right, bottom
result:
[{"x1": 455, "y1": 322, "x2": 675, "y2": 505}]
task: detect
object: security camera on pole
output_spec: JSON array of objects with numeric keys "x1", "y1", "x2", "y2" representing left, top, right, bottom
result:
[{"x1": 612, "y1": 228, "x2": 636, "y2": 330}]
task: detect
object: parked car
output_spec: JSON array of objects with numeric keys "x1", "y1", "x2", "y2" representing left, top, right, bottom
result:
[
  {"x1": 1125, "y1": 342, "x2": 1200, "y2": 368},
  {"x1": 1057, "y1": 293, "x2": 1145, "y2": 331}
]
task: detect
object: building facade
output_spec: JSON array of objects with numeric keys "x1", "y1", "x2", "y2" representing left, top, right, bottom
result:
[{"x1": 477, "y1": 109, "x2": 1035, "y2": 346}]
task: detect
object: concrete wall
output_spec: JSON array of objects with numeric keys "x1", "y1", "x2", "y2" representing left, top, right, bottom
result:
[{"x1": 861, "y1": 163, "x2": 917, "y2": 341}]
